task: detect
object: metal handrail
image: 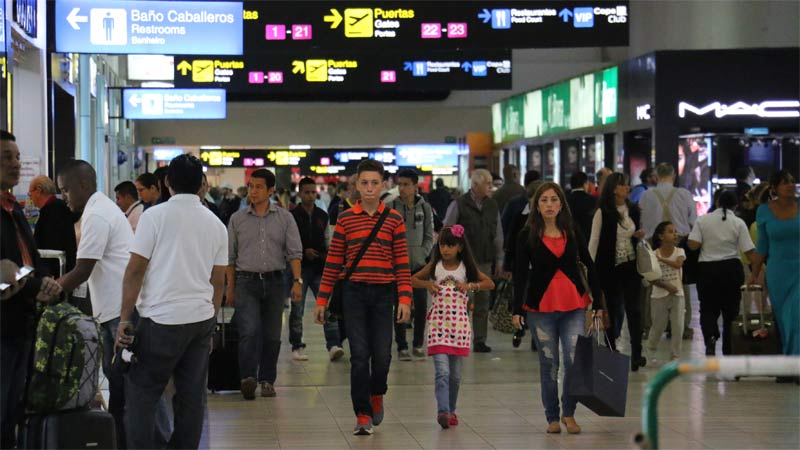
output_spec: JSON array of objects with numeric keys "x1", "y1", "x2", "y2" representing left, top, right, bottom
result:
[{"x1": 635, "y1": 356, "x2": 800, "y2": 449}]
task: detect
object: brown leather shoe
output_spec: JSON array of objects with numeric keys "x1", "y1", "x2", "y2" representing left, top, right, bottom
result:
[
  {"x1": 546, "y1": 421, "x2": 561, "y2": 433},
  {"x1": 240, "y1": 377, "x2": 257, "y2": 400},
  {"x1": 561, "y1": 417, "x2": 581, "y2": 434},
  {"x1": 260, "y1": 382, "x2": 276, "y2": 397}
]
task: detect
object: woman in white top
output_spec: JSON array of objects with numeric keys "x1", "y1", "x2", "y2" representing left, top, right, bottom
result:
[
  {"x1": 589, "y1": 173, "x2": 647, "y2": 371},
  {"x1": 688, "y1": 190, "x2": 755, "y2": 356}
]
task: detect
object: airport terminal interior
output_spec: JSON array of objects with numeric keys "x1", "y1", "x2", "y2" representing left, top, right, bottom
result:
[{"x1": 1, "y1": 1, "x2": 799, "y2": 449}]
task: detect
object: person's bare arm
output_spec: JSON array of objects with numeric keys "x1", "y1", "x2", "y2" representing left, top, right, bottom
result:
[{"x1": 56, "y1": 259, "x2": 97, "y2": 292}]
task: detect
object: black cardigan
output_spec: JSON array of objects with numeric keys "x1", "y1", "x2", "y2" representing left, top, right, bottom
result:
[
  {"x1": 512, "y1": 229, "x2": 603, "y2": 315},
  {"x1": 594, "y1": 203, "x2": 641, "y2": 282}
]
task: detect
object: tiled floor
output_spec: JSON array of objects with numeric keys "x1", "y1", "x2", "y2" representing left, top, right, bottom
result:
[{"x1": 199, "y1": 291, "x2": 799, "y2": 450}]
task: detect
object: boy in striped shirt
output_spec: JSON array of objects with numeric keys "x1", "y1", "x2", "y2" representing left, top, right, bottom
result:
[{"x1": 315, "y1": 159, "x2": 412, "y2": 436}]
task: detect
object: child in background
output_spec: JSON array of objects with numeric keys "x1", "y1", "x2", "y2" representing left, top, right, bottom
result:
[
  {"x1": 646, "y1": 221, "x2": 687, "y2": 362},
  {"x1": 411, "y1": 225, "x2": 494, "y2": 429}
]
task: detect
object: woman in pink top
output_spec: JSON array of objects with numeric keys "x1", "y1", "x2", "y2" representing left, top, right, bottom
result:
[
  {"x1": 511, "y1": 182, "x2": 605, "y2": 435},
  {"x1": 412, "y1": 225, "x2": 494, "y2": 429}
]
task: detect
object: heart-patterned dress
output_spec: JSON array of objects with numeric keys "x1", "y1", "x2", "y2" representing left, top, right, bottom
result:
[{"x1": 426, "y1": 261, "x2": 471, "y2": 356}]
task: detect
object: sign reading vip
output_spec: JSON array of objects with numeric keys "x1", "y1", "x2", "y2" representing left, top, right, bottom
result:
[
  {"x1": 172, "y1": 50, "x2": 511, "y2": 92},
  {"x1": 242, "y1": 1, "x2": 628, "y2": 51},
  {"x1": 56, "y1": 0, "x2": 243, "y2": 54},
  {"x1": 123, "y1": 88, "x2": 226, "y2": 120}
]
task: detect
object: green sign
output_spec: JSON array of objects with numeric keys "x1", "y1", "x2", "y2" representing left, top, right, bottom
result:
[
  {"x1": 151, "y1": 137, "x2": 176, "y2": 145},
  {"x1": 492, "y1": 66, "x2": 617, "y2": 144}
]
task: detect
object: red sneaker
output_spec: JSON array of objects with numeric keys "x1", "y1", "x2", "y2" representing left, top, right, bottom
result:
[
  {"x1": 449, "y1": 413, "x2": 459, "y2": 426},
  {"x1": 353, "y1": 414, "x2": 373, "y2": 435},
  {"x1": 370, "y1": 395, "x2": 384, "y2": 425},
  {"x1": 437, "y1": 412, "x2": 450, "y2": 429}
]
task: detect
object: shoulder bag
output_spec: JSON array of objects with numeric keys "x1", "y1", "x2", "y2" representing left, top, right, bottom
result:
[{"x1": 326, "y1": 207, "x2": 391, "y2": 321}]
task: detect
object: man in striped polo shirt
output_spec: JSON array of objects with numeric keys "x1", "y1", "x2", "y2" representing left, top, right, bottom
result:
[{"x1": 314, "y1": 159, "x2": 412, "y2": 436}]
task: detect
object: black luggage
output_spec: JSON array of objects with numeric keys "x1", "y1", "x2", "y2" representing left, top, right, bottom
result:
[
  {"x1": 208, "y1": 307, "x2": 241, "y2": 392},
  {"x1": 23, "y1": 407, "x2": 116, "y2": 449},
  {"x1": 731, "y1": 284, "x2": 781, "y2": 356}
]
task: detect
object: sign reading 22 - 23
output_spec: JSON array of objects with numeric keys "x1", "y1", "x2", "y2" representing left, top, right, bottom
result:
[{"x1": 55, "y1": 0, "x2": 243, "y2": 55}]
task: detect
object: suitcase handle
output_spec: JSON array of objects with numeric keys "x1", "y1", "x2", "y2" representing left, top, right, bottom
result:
[{"x1": 739, "y1": 284, "x2": 770, "y2": 334}]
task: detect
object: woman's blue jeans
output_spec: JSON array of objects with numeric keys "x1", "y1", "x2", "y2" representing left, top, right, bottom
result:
[{"x1": 527, "y1": 308, "x2": 585, "y2": 423}]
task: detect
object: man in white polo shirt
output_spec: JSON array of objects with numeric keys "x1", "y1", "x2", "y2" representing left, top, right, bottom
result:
[
  {"x1": 57, "y1": 159, "x2": 170, "y2": 449},
  {"x1": 116, "y1": 155, "x2": 227, "y2": 450}
]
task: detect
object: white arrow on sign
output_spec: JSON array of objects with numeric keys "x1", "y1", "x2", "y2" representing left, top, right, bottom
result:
[
  {"x1": 67, "y1": 8, "x2": 88, "y2": 30},
  {"x1": 129, "y1": 94, "x2": 141, "y2": 108}
]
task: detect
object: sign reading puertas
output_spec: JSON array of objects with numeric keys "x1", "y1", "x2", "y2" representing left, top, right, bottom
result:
[{"x1": 55, "y1": 0, "x2": 243, "y2": 55}]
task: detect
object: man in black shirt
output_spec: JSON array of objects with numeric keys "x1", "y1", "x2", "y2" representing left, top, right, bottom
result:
[
  {"x1": 1, "y1": 131, "x2": 62, "y2": 448},
  {"x1": 29, "y1": 175, "x2": 77, "y2": 275},
  {"x1": 567, "y1": 171, "x2": 597, "y2": 241},
  {"x1": 291, "y1": 178, "x2": 344, "y2": 361}
]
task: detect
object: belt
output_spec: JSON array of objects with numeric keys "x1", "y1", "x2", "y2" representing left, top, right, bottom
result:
[{"x1": 236, "y1": 270, "x2": 282, "y2": 280}]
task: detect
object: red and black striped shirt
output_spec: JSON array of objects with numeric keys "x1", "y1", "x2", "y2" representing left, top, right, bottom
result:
[{"x1": 316, "y1": 201, "x2": 413, "y2": 306}]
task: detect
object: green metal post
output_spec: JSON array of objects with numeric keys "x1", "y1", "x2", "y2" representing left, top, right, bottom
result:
[{"x1": 639, "y1": 360, "x2": 681, "y2": 449}]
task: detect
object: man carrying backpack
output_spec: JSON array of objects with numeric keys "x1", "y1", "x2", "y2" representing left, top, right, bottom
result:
[
  {"x1": 1, "y1": 130, "x2": 62, "y2": 448},
  {"x1": 57, "y1": 159, "x2": 173, "y2": 448},
  {"x1": 640, "y1": 163, "x2": 698, "y2": 340}
]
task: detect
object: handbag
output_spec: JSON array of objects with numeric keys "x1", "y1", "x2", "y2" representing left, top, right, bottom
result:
[
  {"x1": 326, "y1": 207, "x2": 391, "y2": 321},
  {"x1": 566, "y1": 314, "x2": 631, "y2": 417},
  {"x1": 636, "y1": 240, "x2": 662, "y2": 282},
  {"x1": 489, "y1": 280, "x2": 515, "y2": 334}
]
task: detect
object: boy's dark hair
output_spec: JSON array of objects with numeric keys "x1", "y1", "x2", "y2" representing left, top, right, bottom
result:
[
  {"x1": 651, "y1": 221, "x2": 673, "y2": 250},
  {"x1": 429, "y1": 226, "x2": 479, "y2": 283},
  {"x1": 397, "y1": 168, "x2": 419, "y2": 185},
  {"x1": 114, "y1": 181, "x2": 138, "y2": 200},
  {"x1": 136, "y1": 172, "x2": 158, "y2": 189},
  {"x1": 167, "y1": 154, "x2": 203, "y2": 194},
  {"x1": 250, "y1": 168, "x2": 276, "y2": 188},
  {"x1": 570, "y1": 171, "x2": 588, "y2": 190},
  {"x1": 298, "y1": 177, "x2": 316, "y2": 189},
  {"x1": 639, "y1": 167, "x2": 654, "y2": 183},
  {"x1": 154, "y1": 166, "x2": 171, "y2": 202},
  {"x1": 435, "y1": 178, "x2": 445, "y2": 188},
  {"x1": 356, "y1": 159, "x2": 384, "y2": 178},
  {"x1": 1, "y1": 130, "x2": 16, "y2": 142},
  {"x1": 523, "y1": 170, "x2": 541, "y2": 187}
]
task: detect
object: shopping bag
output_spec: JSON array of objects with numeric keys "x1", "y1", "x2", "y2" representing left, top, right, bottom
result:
[
  {"x1": 566, "y1": 316, "x2": 630, "y2": 417},
  {"x1": 636, "y1": 240, "x2": 662, "y2": 282}
]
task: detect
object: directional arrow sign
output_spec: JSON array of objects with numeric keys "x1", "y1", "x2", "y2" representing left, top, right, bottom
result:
[
  {"x1": 403, "y1": 62, "x2": 413, "y2": 71},
  {"x1": 477, "y1": 8, "x2": 492, "y2": 24},
  {"x1": 292, "y1": 61, "x2": 305, "y2": 74},
  {"x1": 461, "y1": 61, "x2": 472, "y2": 72},
  {"x1": 176, "y1": 60, "x2": 192, "y2": 76},
  {"x1": 324, "y1": 9, "x2": 343, "y2": 29},
  {"x1": 66, "y1": 8, "x2": 88, "y2": 30},
  {"x1": 558, "y1": 8, "x2": 574, "y2": 22},
  {"x1": 56, "y1": 0, "x2": 243, "y2": 55},
  {"x1": 123, "y1": 88, "x2": 226, "y2": 120}
]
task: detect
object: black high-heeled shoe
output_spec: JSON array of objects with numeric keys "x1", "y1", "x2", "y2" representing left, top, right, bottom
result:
[
  {"x1": 512, "y1": 330, "x2": 523, "y2": 348},
  {"x1": 631, "y1": 356, "x2": 647, "y2": 372}
]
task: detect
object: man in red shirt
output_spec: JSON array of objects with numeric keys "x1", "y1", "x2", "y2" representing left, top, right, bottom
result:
[{"x1": 314, "y1": 159, "x2": 412, "y2": 436}]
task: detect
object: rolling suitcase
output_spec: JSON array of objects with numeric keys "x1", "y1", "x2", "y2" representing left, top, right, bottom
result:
[
  {"x1": 208, "y1": 307, "x2": 241, "y2": 392},
  {"x1": 730, "y1": 284, "x2": 781, "y2": 356},
  {"x1": 23, "y1": 407, "x2": 116, "y2": 449}
]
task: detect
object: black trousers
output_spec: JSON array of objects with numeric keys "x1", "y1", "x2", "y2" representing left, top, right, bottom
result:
[
  {"x1": 697, "y1": 259, "x2": 744, "y2": 355},
  {"x1": 394, "y1": 287, "x2": 427, "y2": 350},
  {"x1": 601, "y1": 261, "x2": 643, "y2": 360}
]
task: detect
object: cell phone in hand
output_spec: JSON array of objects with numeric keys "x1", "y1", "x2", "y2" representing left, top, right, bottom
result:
[{"x1": 0, "y1": 266, "x2": 34, "y2": 292}]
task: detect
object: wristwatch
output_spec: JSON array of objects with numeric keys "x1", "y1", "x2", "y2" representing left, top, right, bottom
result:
[{"x1": 293, "y1": 278, "x2": 303, "y2": 284}]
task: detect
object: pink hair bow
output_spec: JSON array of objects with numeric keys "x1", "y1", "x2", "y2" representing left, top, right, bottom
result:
[{"x1": 449, "y1": 224, "x2": 465, "y2": 238}]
